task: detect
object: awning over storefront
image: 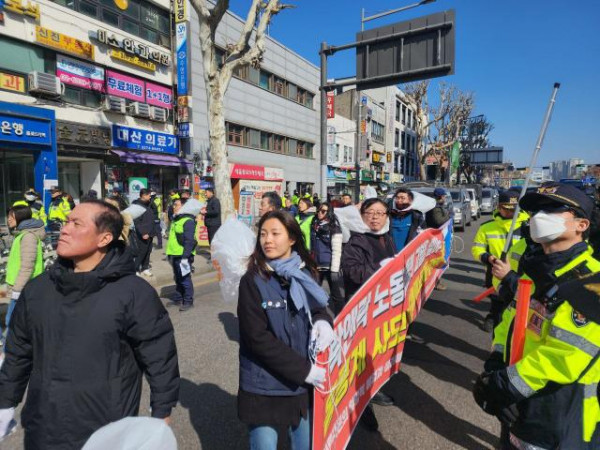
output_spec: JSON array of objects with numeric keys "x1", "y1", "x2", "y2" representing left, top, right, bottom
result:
[{"x1": 112, "y1": 150, "x2": 192, "y2": 169}]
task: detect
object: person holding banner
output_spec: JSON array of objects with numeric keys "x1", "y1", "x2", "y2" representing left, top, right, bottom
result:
[
  {"x1": 310, "y1": 202, "x2": 345, "y2": 315},
  {"x1": 341, "y1": 198, "x2": 396, "y2": 431},
  {"x1": 474, "y1": 183, "x2": 600, "y2": 449},
  {"x1": 389, "y1": 188, "x2": 425, "y2": 253},
  {"x1": 237, "y1": 210, "x2": 334, "y2": 450}
]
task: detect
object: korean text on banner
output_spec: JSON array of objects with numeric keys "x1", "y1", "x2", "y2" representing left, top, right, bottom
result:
[
  {"x1": 57, "y1": 55, "x2": 105, "y2": 92},
  {"x1": 106, "y1": 70, "x2": 145, "y2": 102},
  {"x1": 176, "y1": 23, "x2": 188, "y2": 96},
  {"x1": 146, "y1": 82, "x2": 173, "y2": 109},
  {"x1": 312, "y1": 221, "x2": 453, "y2": 450}
]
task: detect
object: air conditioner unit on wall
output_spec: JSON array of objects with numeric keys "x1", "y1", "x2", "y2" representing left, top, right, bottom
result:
[
  {"x1": 149, "y1": 106, "x2": 168, "y2": 122},
  {"x1": 128, "y1": 102, "x2": 150, "y2": 118},
  {"x1": 103, "y1": 96, "x2": 127, "y2": 114},
  {"x1": 28, "y1": 72, "x2": 61, "y2": 97}
]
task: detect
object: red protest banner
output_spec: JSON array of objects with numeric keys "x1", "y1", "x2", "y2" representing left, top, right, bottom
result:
[{"x1": 312, "y1": 223, "x2": 451, "y2": 450}]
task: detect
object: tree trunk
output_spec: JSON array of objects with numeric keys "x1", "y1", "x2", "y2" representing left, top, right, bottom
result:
[{"x1": 207, "y1": 83, "x2": 236, "y2": 221}]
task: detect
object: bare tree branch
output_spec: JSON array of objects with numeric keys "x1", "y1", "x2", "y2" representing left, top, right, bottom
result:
[
  {"x1": 226, "y1": 0, "x2": 262, "y2": 62},
  {"x1": 189, "y1": 0, "x2": 210, "y2": 20},
  {"x1": 209, "y1": 0, "x2": 229, "y2": 32}
]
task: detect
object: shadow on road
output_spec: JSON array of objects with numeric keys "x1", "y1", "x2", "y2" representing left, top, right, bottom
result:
[
  {"x1": 219, "y1": 312, "x2": 240, "y2": 343},
  {"x1": 424, "y1": 298, "x2": 484, "y2": 329},
  {"x1": 408, "y1": 321, "x2": 489, "y2": 361},
  {"x1": 444, "y1": 273, "x2": 485, "y2": 286},
  {"x1": 402, "y1": 339, "x2": 479, "y2": 392},
  {"x1": 179, "y1": 378, "x2": 246, "y2": 450},
  {"x1": 386, "y1": 372, "x2": 499, "y2": 450},
  {"x1": 449, "y1": 263, "x2": 485, "y2": 275},
  {"x1": 449, "y1": 257, "x2": 481, "y2": 266}
]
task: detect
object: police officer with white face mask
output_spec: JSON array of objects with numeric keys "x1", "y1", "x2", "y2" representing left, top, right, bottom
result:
[{"x1": 474, "y1": 183, "x2": 600, "y2": 449}]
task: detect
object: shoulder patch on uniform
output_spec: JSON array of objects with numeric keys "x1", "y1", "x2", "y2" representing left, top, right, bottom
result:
[{"x1": 572, "y1": 310, "x2": 589, "y2": 327}]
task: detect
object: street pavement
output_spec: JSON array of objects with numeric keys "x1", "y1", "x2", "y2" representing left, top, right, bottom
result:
[{"x1": 4, "y1": 216, "x2": 502, "y2": 449}]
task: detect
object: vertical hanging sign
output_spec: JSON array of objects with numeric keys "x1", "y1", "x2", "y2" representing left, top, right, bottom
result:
[{"x1": 176, "y1": 22, "x2": 188, "y2": 97}]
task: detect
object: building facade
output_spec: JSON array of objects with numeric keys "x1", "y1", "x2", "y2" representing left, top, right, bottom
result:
[
  {"x1": 0, "y1": 0, "x2": 178, "y2": 224},
  {"x1": 183, "y1": 8, "x2": 320, "y2": 216}
]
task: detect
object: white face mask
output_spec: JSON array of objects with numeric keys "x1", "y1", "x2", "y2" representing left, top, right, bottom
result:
[
  {"x1": 25, "y1": 194, "x2": 36, "y2": 202},
  {"x1": 529, "y1": 211, "x2": 567, "y2": 243}
]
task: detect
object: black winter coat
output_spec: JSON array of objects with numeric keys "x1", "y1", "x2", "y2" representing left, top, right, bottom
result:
[
  {"x1": 0, "y1": 243, "x2": 179, "y2": 450},
  {"x1": 133, "y1": 199, "x2": 155, "y2": 238},
  {"x1": 204, "y1": 196, "x2": 222, "y2": 228},
  {"x1": 341, "y1": 231, "x2": 396, "y2": 299}
]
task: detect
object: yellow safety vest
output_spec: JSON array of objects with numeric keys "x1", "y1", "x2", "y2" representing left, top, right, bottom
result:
[{"x1": 6, "y1": 231, "x2": 44, "y2": 285}]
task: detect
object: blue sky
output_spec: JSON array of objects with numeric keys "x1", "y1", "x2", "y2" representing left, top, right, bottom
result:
[{"x1": 227, "y1": 0, "x2": 600, "y2": 167}]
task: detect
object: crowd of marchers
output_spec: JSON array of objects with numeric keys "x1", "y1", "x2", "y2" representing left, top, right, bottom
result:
[{"x1": 0, "y1": 180, "x2": 599, "y2": 450}]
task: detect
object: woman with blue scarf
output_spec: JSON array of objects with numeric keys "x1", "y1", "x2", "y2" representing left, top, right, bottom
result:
[{"x1": 237, "y1": 211, "x2": 334, "y2": 449}]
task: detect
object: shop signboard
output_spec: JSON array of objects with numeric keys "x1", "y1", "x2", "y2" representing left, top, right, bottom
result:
[
  {"x1": 90, "y1": 29, "x2": 170, "y2": 66},
  {"x1": 1, "y1": 0, "x2": 39, "y2": 21},
  {"x1": 36, "y1": 26, "x2": 93, "y2": 59},
  {"x1": 174, "y1": 0, "x2": 186, "y2": 23},
  {"x1": 128, "y1": 177, "x2": 147, "y2": 202},
  {"x1": 57, "y1": 121, "x2": 110, "y2": 148},
  {"x1": 326, "y1": 91, "x2": 335, "y2": 119},
  {"x1": 230, "y1": 163, "x2": 265, "y2": 180},
  {"x1": 178, "y1": 122, "x2": 192, "y2": 138},
  {"x1": 178, "y1": 174, "x2": 190, "y2": 190},
  {"x1": 0, "y1": 71, "x2": 26, "y2": 93},
  {"x1": 176, "y1": 22, "x2": 188, "y2": 96},
  {"x1": 56, "y1": 55, "x2": 105, "y2": 92},
  {"x1": 238, "y1": 191, "x2": 254, "y2": 227},
  {"x1": 106, "y1": 70, "x2": 145, "y2": 102},
  {"x1": 145, "y1": 82, "x2": 173, "y2": 109},
  {"x1": 239, "y1": 179, "x2": 284, "y2": 226},
  {"x1": 0, "y1": 112, "x2": 51, "y2": 146},
  {"x1": 264, "y1": 167, "x2": 284, "y2": 181},
  {"x1": 112, "y1": 125, "x2": 178, "y2": 154}
]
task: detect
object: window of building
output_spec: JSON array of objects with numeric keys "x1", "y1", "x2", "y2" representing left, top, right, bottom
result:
[
  {"x1": 227, "y1": 123, "x2": 243, "y2": 145},
  {"x1": 259, "y1": 70, "x2": 270, "y2": 90},
  {"x1": 249, "y1": 66, "x2": 260, "y2": 85},
  {"x1": 305, "y1": 94, "x2": 313, "y2": 109},
  {"x1": 260, "y1": 131, "x2": 272, "y2": 150},
  {"x1": 335, "y1": 144, "x2": 340, "y2": 162},
  {"x1": 401, "y1": 104, "x2": 406, "y2": 125},
  {"x1": 274, "y1": 76, "x2": 285, "y2": 95},
  {"x1": 63, "y1": 86, "x2": 102, "y2": 108},
  {"x1": 407, "y1": 109, "x2": 413, "y2": 130},
  {"x1": 395, "y1": 101, "x2": 400, "y2": 121},
  {"x1": 248, "y1": 129, "x2": 260, "y2": 148},
  {"x1": 371, "y1": 121, "x2": 385, "y2": 143},
  {"x1": 288, "y1": 138, "x2": 297, "y2": 154},
  {"x1": 296, "y1": 141, "x2": 306, "y2": 157},
  {"x1": 401, "y1": 131, "x2": 406, "y2": 150},
  {"x1": 0, "y1": 37, "x2": 54, "y2": 75},
  {"x1": 287, "y1": 83, "x2": 297, "y2": 101},
  {"x1": 54, "y1": 0, "x2": 170, "y2": 48},
  {"x1": 274, "y1": 135, "x2": 285, "y2": 153},
  {"x1": 306, "y1": 143, "x2": 313, "y2": 159},
  {"x1": 394, "y1": 129, "x2": 399, "y2": 148}
]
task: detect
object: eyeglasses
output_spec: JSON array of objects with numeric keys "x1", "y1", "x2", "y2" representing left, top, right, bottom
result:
[
  {"x1": 363, "y1": 211, "x2": 387, "y2": 218},
  {"x1": 318, "y1": 209, "x2": 329, "y2": 214}
]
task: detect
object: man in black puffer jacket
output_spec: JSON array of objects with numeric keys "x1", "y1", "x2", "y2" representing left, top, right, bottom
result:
[{"x1": 0, "y1": 200, "x2": 179, "y2": 450}]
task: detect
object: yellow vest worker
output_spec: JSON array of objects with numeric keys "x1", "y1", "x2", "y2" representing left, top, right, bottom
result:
[
  {"x1": 471, "y1": 189, "x2": 528, "y2": 330},
  {"x1": 474, "y1": 183, "x2": 600, "y2": 449},
  {"x1": 47, "y1": 188, "x2": 71, "y2": 228},
  {"x1": 13, "y1": 190, "x2": 47, "y2": 225}
]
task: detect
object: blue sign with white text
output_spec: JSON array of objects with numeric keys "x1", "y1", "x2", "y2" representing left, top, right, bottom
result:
[
  {"x1": 176, "y1": 23, "x2": 188, "y2": 96},
  {"x1": 112, "y1": 125, "x2": 178, "y2": 154},
  {"x1": 0, "y1": 113, "x2": 52, "y2": 146}
]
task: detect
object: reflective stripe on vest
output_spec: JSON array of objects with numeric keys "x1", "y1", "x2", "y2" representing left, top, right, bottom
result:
[{"x1": 6, "y1": 232, "x2": 44, "y2": 285}]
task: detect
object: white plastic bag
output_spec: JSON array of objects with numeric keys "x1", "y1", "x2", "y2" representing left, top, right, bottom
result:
[
  {"x1": 334, "y1": 205, "x2": 390, "y2": 243},
  {"x1": 363, "y1": 185, "x2": 378, "y2": 199},
  {"x1": 122, "y1": 204, "x2": 146, "y2": 221},
  {"x1": 211, "y1": 217, "x2": 256, "y2": 303},
  {"x1": 411, "y1": 191, "x2": 436, "y2": 214},
  {"x1": 82, "y1": 417, "x2": 176, "y2": 450}
]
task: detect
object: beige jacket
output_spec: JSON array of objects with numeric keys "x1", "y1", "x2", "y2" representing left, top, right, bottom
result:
[
  {"x1": 10, "y1": 220, "x2": 46, "y2": 293},
  {"x1": 105, "y1": 198, "x2": 132, "y2": 242}
]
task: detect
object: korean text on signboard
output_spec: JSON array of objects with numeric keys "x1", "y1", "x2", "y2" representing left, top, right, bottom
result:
[
  {"x1": 326, "y1": 91, "x2": 335, "y2": 119},
  {"x1": 106, "y1": 70, "x2": 144, "y2": 102},
  {"x1": 91, "y1": 29, "x2": 170, "y2": 66},
  {"x1": 112, "y1": 124, "x2": 178, "y2": 155},
  {"x1": 176, "y1": 23, "x2": 188, "y2": 96},
  {"x1": 1, "y1": 0, "x2": 39, "y2": 21},
  {"x1": 56, "y1": 55, "x2": 105, "y2": 92},
  {"x1": 174, "y1": 0, "x2": 186, "y2": 23},
  {"x1": 0, "y1": 113, "x2": 51, "y2": 146},
  {"x1": 146, "y1": 82, "x2": 173, "y2": 109},
  {"x1": 36, "y1": 26, "x2": 94, "y2": 59},
  {"x1": 0, "y1": 71, "x2": 26, "y2": 93},
  {"x1": 57, "y1": 121, "x2": 110, "y2": 148}
]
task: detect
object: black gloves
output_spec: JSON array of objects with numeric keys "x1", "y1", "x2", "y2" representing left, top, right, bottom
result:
[
  {"x1": 483, "y1": 351, "x2": 506, "y2": 373},
  {"x1": 473, "y1": 372, "x2": 520, "y2": 425}
]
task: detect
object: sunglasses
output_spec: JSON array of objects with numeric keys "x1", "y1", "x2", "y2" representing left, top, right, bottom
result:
[{"x1": 318, "y1": 208, "x2": 329, "y2": 213}]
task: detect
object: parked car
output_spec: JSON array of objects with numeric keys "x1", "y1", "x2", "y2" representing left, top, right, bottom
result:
[
  {"x1": 465, "y1": 188, "x2": 480, "y2": 219},
  {"x1": 448, "y1": 188, "x2": 471, "y2": 231},
  {"x1": 480, "y1": 188, "x2": 498, "y2": 214}
]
